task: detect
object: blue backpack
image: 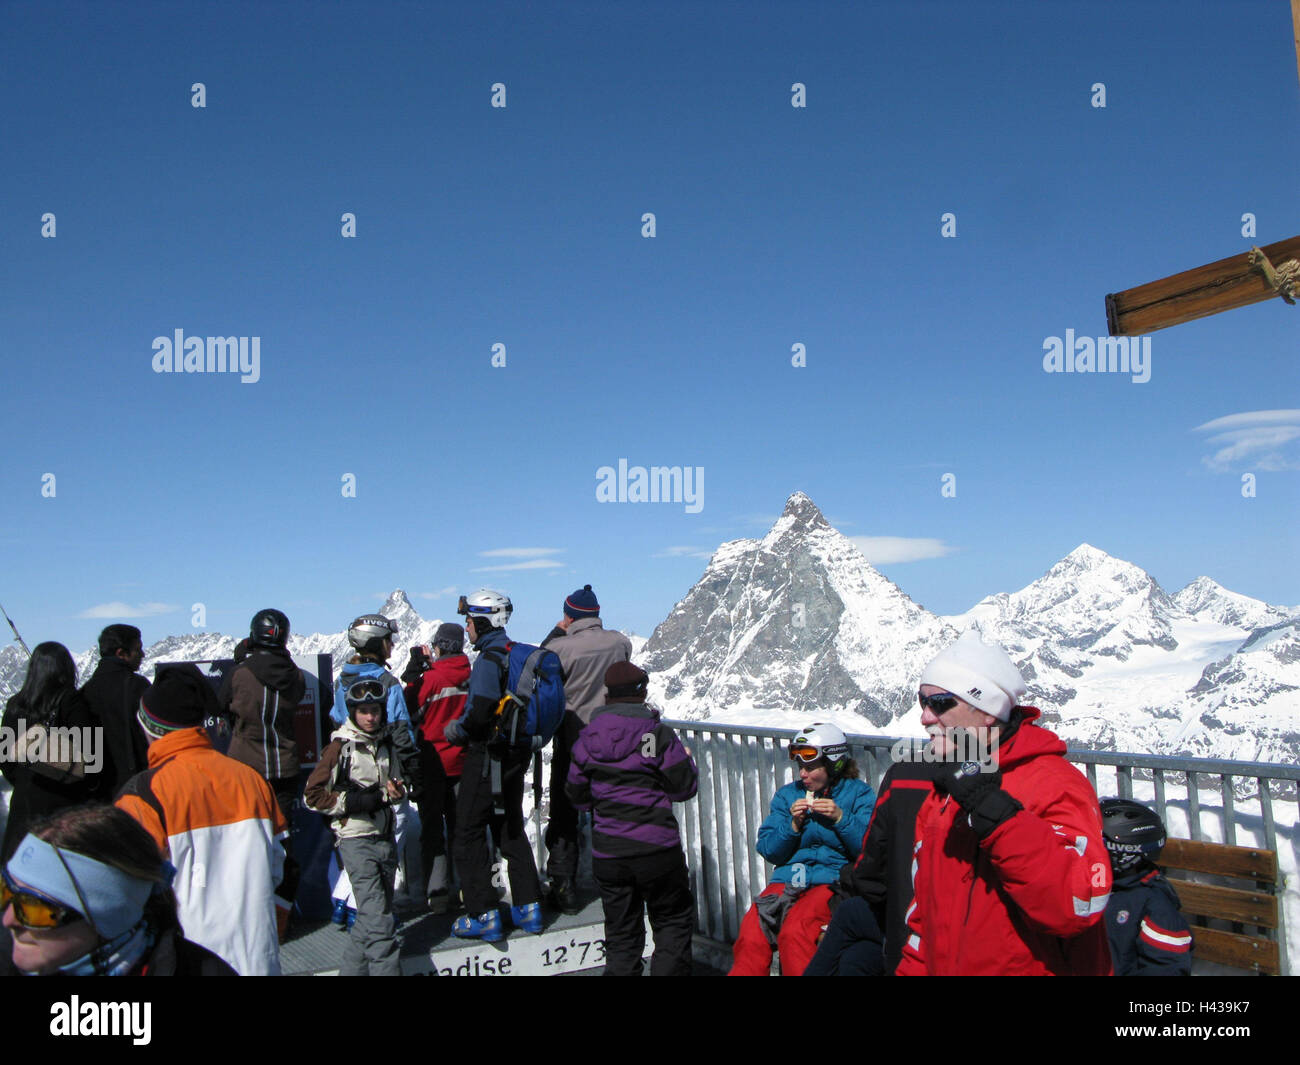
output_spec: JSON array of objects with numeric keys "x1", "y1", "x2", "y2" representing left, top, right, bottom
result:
[{"x1": 482, "y1": 642, "x2": 566, "y2": 746}]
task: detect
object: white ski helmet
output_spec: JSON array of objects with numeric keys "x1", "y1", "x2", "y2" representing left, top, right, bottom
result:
[
  {"x1": 789, "y1": 722, "x2": 851, "y2": 776},
  {"x1": 459, "y1": 589, "x2": 512, "y2": 630},
  {"x1": 348, "y1": 614, "x2": 399, "y2": 657}
]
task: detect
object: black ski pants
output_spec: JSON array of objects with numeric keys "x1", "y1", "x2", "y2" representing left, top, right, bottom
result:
[
  {"x1": 416, "y1": 740, "x2": 458, "y2": 897},
  {"x1": 543, "y1": 711, "x2": 585, "y2": 880},
  {"x1": 452, "y1": 743, "x2": 540, "y2": 916},
  {"x1": 593, "y1": 846, "x2": 694, "y2": 976}
]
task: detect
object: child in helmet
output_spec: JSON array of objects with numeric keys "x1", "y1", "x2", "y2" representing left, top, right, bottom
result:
[
  {"x1": 305, "y1": 680, "x2": 406, "y2": 976},
  {"x1": 1101, "y1": 798, "x2": 1192, "y2": 975},
  {"x1": 331, "y1": 614, "x2": 422, "y2": 906},
  {"x1": 728, "y1": 723, "x2": 876, "y2": 976}
]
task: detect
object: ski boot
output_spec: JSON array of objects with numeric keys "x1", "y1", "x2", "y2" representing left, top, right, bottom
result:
[
  {"x1": 510, "y1": 901, "x2": 543, "y2": 934},
  {"x1": 345, "y1": 907, "x2": 357, "y2": 930},
  {"x1": 331, "y1": 899, "x2": 349, "y2": 925},
  {"x1": 451, "y1": 908, "x2": 503, "y2": 942},
  {"x1": 549, "y1": 876, "x2": 581, "y2": 915}
]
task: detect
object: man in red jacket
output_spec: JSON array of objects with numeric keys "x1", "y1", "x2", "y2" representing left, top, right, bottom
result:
[
  {"x1": 411, "y1": 622, "x2": 471, "y2": 912},
  {"x1": 896, "y1": 629, "x2": 1112, "y2": 976}
]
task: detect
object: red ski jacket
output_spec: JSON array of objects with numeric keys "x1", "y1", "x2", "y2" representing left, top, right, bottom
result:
[
  {"x1": 897, "y1": 708, "x2": 1113, "y2": 976},
  {"x1": 414, "y1": 654, "x2": 470, "y2": 778}
]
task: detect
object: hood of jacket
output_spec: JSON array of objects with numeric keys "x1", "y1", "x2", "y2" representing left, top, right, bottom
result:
[
  {"x1": 244, "y1": 649, "x2": 305, "y2": 703},
  {"x1": 583, "y1": 703, "x2": 661, "y2": 761},
  {"x1": 425, "y1": 653, "x2": 471, "y2": 688},
  {"x1": 989, "y1": 707, "x2": 1064, "y2": 771}
]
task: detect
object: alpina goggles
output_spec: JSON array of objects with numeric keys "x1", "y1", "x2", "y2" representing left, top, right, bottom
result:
[
  {"x1": 346, "y1": 679, "x2": 387, "y2": 705},
  {"x1": 788, "y1": 745, "x2": 825, "y2": 765},
  {"x1": 918, "y1": 692, "x2": 962, "y2": 715},
  {"x1": 0, "y1": 870, "x2": 82, "y2": 930}
]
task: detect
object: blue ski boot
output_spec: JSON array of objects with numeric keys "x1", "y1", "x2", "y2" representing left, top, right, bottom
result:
[
  {"x1": 331, "y1": 899, "x2": 349, "y2": 925},
  {"x1": 345, "y1": 906, "x2": 357, "y2": 929},
  {"x1": 452, "y1": 908, "x2": 504, "y2": 942},
  {"x1": 510, "y1": 902, "x2": 543, "y2": 934}
]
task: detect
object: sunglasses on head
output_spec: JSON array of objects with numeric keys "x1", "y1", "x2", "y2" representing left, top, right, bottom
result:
[
  {"x1": 0, "y1": 869, "x2": 82, "y2": 931},
  {"x1": 918, "y1": 691, "x2": 962, "y2": 715}
]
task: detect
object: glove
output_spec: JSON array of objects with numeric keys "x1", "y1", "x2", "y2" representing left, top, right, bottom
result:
[
  {"x1": 343, "y1": 784, "x2": 384, "y2": 815},
  {"x1": 934, "y1": 761, "x2": 1022, "y2": 839},
  {"x1": 444, "y1": 719, "x2": 469, "y2": 747}
]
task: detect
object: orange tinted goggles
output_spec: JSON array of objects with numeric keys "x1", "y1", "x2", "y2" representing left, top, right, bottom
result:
[
  {"x1": 0, "y1": 871, "x2": 80, "y2": 930},
  {"x1": 788, "y1": 745, "x2": 823, "y2": 764}
]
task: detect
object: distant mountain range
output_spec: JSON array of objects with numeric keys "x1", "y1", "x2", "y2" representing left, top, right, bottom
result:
[
  {"x1": 641, "y1": 493, "x2": 1299, "y2": 764},
  {"x1": 3, "y1": 494, "x2": 1296, "y2": 765}
]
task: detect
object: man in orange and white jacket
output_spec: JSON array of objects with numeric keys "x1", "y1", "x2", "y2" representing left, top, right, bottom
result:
[
  {"x1": 117, "y1": 664, "x2": 287, "y2": 976},
  {"x1": 896, "y1": 630, "x2": 1112, "y2": 976}
]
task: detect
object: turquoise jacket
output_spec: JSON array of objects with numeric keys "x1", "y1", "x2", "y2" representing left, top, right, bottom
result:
[{"x1": 757, "y1": 776, "x2": 876, "y2": 885}]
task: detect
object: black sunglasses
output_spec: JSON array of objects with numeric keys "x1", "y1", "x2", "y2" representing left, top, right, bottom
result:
[{"x1": 918, "y1": 691, "x2": 962, "y2": 715}]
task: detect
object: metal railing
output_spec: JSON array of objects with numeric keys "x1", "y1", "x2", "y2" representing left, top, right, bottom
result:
[{"x1": 663, "y1": 720, "x2": 1300, "y2": 975}]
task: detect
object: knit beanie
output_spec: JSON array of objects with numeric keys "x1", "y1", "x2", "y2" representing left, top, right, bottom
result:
[
  {"x1": 564, "y1": 584, "x2": 600, "y2": 619},
  {"x1": 433, "y1": 622, "x2": 465, "y2": 654},
  {"x1": 918, "y1": 629, "x2": 1027, "y2": 722},
  {"x1": 605, "y1": 661, "x2": 649, "y2": 703},
  {"x1": 138, "y1": 663, "x2": 219, "y2": 734}
]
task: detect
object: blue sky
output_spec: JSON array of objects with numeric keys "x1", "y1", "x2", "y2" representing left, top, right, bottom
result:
[{"x1": 2, "y1": 0, "x2": 1297, "y2": 655}]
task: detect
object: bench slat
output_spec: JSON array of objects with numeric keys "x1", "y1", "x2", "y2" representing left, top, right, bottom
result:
[
  {"x1": 1171, "y1": 880, "x2": 1279, "y2": 928},
  {"x1": 1161, "y1": 838, "x2": 1278, "y2": 881},
  {"x1": 1186, "y1": 925, "x2": 1281, "y2": 976}
]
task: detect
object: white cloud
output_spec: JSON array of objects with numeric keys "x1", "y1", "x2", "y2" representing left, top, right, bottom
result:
[
  {"x1": 848, "y1": 537, "x2": 956, "y2": 564},
  {"x1": 654, "y1": 546, "x2": 714, "y2": 560},
  {"x1": 78, "y1": 601, "x2": 178, "y2": 619},
  {"x1": 478, "y1": 547, "x2": 564, "y2": 559},
  {"x1": 1193, "y1": 409, "x2": 1300, "y2": 433},
  {"x1": 471, "y1": 559, "x2": 566, "y2": 573},
  {"x1": 417, "y1": 586, "x2": 458, "y2": 600},
  {"x1": 1194, "y1": 410, "x2": 1300, "y2": 472}
]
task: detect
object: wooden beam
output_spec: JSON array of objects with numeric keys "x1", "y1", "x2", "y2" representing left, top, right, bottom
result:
[{"x1": 1105, "y1": 234, "x2": 1300, "y2": 335}]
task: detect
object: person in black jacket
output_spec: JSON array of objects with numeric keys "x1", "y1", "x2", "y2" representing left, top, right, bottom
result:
[
  {"x1": 805, "y1": 757, "x2": 943, "y2": 976},
  {"x1": 1, "y1": 643, "x2": 104, "y2": 863},
  {"x1": 78, "y1": 624, "x2": 150, "y2": 798},
  {"x1": 3, "y1": 803, "x2": 234, "y2": 976},
  {"x1": 446, "y1": 590, "x2": 542, "y2": 941}
]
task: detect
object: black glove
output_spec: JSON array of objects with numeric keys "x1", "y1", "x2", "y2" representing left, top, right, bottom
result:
[
  {"x1": 343, "y1": 784, "x2": 384, "y2": 815},
  {"x1": 934, "y1": 761, "x2": 1022, "y2": 839}
]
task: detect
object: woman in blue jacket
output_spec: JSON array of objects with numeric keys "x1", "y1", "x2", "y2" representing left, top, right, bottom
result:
[{"x1": 729, "y1": 723, "x2": 875, "y2": 976}]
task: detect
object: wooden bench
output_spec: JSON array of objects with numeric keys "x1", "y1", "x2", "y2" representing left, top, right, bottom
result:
[{"x1": 1160, "y1": 837, "x2": 1282, "y2": 975}]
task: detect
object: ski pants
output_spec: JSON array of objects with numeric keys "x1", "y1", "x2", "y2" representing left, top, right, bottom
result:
[
  {"x1": 417, "y1": 739, "x2": 459, "y2": 897},
  {"x1": 728, "y1": 883, "x2": 833, "y2": 976},
  {"x1": 337, "y1": 834, "x2": 401, "y2": 976},
  {"x1": 268, "y1": 775, "x2": 300, "y2": 908},
  {"x1": 452, "y1": 744, "x2": 541, "y2": 916},
  {"x1": 594, "y1": 847, "x2": 695, "y2": 976},
  {"x1": 802, "y1": 896, "x2": 886, "y2": 976},
  {"x1": 543, "y1": 712, "x2": 585, "y2": 880}
]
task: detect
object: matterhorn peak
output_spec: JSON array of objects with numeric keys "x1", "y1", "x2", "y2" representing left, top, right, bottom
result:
[{"x1": 381, "y1": 589, "x2": 418, "y2": 620}]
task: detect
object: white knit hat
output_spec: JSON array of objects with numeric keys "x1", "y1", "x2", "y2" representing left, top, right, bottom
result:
[{"x1": 919, "y1": 629, "x2": 1027, "y2": 722}]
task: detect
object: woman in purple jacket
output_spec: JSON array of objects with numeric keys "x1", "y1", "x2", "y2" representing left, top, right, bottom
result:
[{"x1": 566, "y1": 662, "x2": 698, "y2": 976}]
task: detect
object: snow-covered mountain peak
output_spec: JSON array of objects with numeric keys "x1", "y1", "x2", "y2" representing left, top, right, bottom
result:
[
  {"x1": 1173, "y1": 577, "x2": 1294, "y2": 631},
  {"x1": 379, "y1": 588, "x2": 423, "y2": 634}
]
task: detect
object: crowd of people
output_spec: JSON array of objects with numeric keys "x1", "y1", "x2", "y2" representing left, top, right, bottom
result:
[{"x1": 0, "y1": 590, "x2": 1194, "y2": 977}]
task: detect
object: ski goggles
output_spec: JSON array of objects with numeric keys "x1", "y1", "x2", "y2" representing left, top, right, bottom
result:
[
  {"x1": 0, "y1": 869, "x2": 82, "y2": 930},
  {"x1": 918, "y1": 691, "x2": 962, "y2": 715},
  {"x1": 346, "y1": 679, "x2": 387, "y2": 705},
  {"x1": 788, "y1": 745, "x2": 825, "y2": 765}
]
